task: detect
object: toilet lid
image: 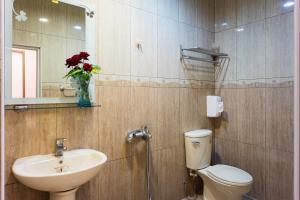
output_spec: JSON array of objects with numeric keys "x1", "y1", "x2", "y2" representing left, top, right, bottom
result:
[
  {"x1": 184, "y1": 130, "x2": 212, "y2": 138},
  {"x1": 206, "y1": 165, "x2": 253, "y2": 186}
]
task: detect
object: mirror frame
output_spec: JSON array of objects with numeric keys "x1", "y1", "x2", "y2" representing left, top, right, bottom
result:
[{"x1": 4, "y1": 0, "x2": 96, "y2": 105}]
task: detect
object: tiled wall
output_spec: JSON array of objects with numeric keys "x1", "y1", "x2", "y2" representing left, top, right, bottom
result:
[
  {"x1": 214, "y1": 0, "x2": 294, "y2": 199},
  {"x1": 5, "y1": 0, "x2": 216, "y2": 199}
]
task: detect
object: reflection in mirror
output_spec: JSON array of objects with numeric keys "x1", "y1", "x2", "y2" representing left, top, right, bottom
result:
[
  {"x1": 12, "y1": 46, "x2": 38, "y2": 98},
  {"x1": 11, "y1": 0, "x2": 86, "y2": 99}
]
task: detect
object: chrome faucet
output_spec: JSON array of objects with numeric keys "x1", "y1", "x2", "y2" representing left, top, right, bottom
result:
[
  {"x1": 127, "y1": 126, "x2": 152, "y2": 143},
  {"x1": 55, "y1": 138, "x2": 67, "y2": 157}
]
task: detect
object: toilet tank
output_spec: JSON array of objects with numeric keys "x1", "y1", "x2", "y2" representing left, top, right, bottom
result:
[{"x1": 184, "y1": 129, "x2": 212, "y2": 170}]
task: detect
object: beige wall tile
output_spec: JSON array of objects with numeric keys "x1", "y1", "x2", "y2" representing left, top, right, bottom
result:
[
  {"x1": 179, "y1": 23, "x2": 197, "y2": 80},
  {"x1": 41, "y1": 34, "x2": 67, "y2": 83},
  {"x1": 37, "y1": 110, "x2": 58, "y2": 153},
  {"x1": 266, "y1": 149, "x2": 293, "y2": 200},
  {"x1": 152, "y1": 148, "x2": 185, "y2": 200},
  {"x1": 66, "y1": 38, "x2": 85, "y2": 58},
  {"x1": 179, "y1": 87, "x2": 213, "y2": 134},
  {"x1": 214, "y1": 138, "x2": 239, "y2": 166},
  {"x1": 158, "y1": 17, "x2": 180, "y2": 79},
  {"x1": 157, "y1": 0, "x2": 179, "y2": 21},
  {"x1": 56, "y1": 108, "x2": 99, "y2": 150},
  {"x1": 179, "y1": 0, "x2": 197, "y2": 26},
  {"x1": 98, "y1": 0, "x2": 131, "y2": 76},
  {"x1": 214, "y1": 89, "x2": 238, "y2": 141},
  {"x1": 237, "y1": 0, "x2": 266, "y2": 26},
  {"x1": 237, "y1": 143, "x2": 266, "y2": 200},
  {"x1": 196, "y1": 29, "x2": 214, "y2": 50},
  {"x1": 76, "y1": 177, "x2": 99, "y2": 200},
  {"x1": 5, "y1": 109, "x2": 56, "y2": 184},
  {"x1": 156, "y1": 88, "x2": 180, "y2": 150},
  {"x1": 13, "y1": 30, "x2": 42, "y2": 47},
  {"x1": 215, "y1": 29, "x2": 237, "y2": 82},
  {"x1": 98, "y1": 158, "x2": 132, "y2": 200},
  {"x1": 130, "y1": 86, "x2": 158, "y2": 153},
  {"x1": 215, "y1": 0, "x2": 237, "y2": 32},
  {"x1": 131, "y1": 9, "x2": 158, "y2": 77},
  {"x1": 180, "y1": 88, "x2": 201, "y2": 133},
  {"x1": 41, "y1": 0, "x2": 67, "y2": 37},
  {"x1": 237, "y1": 88, "x2": 266, "y2": 146},
  {"x1": 266, "y1": 12, "x2": 294, "y2": 78},
  {"x1": 6, "y1": 183, "x2": 48, "y2": 200},
  {"x1": 266, "y1": 87, "x2": 293, "y2": 152},
  {"x1": 179, "y1": 23, "x2": 197, "y2": 50},
  {"x1": 131, "y1": 153, "x2": 147, "y2": 200},
  {"x1": 114, "y1": 0, "x2": 130, "y2": 5},
  {"x1": 237, "y1": 21, "x2": 266, "y2": 80},
  {"x1": 196, "y1": 0, "x2": 215, "y2": 32},
  {"x1": 66, "y1": 5, "x2": 86, "y2": 40},
  {"x1": 129, "y1": 0, "x2": 157, "y2": 13},
  {"x1": 266, "y1": 0, "x2": 294, "y2": 17},
  {"x1": 98, "y1": 86, "x2": 132, "y2": 161}
]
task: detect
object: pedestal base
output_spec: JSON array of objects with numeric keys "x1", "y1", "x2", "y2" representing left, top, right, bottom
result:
[{"x1": 50, "y1": 188, "x2": 78, "y2": 200}]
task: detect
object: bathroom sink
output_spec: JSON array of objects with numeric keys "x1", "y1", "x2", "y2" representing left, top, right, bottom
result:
[{"x1": 12, "y1": 149, "x2": 107, "y2": 199}]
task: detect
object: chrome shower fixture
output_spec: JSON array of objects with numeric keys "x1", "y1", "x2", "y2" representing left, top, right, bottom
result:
[
  {"x1": 126, "y1": 126, "x2": 152, "y2": 143},
  {"x1": 127, "y1": 126, "x2": 153, "y2": 200}
]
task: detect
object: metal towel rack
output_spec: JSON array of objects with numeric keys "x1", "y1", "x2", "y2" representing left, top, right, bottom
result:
[
  {"x1": 180, "y1": 45, "x2": 231, "y2": 81},
  {"x1": 180, "y1": 46, "x2": 229, "y2": 63}
]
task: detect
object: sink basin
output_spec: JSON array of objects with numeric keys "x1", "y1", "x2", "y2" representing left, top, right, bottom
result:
[{"x1": 12, "y1": 149, "x2": 107, "y2": 200}]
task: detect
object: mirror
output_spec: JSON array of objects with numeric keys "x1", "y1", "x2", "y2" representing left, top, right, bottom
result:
[{"x1": 5, "y1": 0, "x2": 95, "y2": 105}]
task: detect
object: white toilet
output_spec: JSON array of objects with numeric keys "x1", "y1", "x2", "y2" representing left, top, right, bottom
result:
[{"x1": 184, "y1": 129, "x2": 253, "y2": 200}]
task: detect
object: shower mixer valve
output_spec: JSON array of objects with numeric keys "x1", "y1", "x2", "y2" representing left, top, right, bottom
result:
[{"x1": 126, "y1": 126, "x2": 152, "y2": 143}]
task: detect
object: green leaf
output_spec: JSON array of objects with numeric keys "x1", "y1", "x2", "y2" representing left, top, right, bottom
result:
[
  {"x1": 91, "y1": 65, "x2": 101, "y2": 74},
  {"x1": 64, "y1": 68, "x2": 83, "y2": 79}
]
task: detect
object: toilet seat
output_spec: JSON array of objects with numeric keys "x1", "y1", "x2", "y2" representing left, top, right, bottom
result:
[{"x1": 205, "y1": 165, "x2": 253, "y2": 186}]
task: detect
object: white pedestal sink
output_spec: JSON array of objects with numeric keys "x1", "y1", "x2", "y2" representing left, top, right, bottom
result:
[{"x1": 12, "y1": 149, "x2": 107, "y2": 200}]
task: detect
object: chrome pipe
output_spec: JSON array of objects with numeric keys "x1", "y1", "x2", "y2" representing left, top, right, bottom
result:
[{"x1": 126, "y1": 126, "x2": 152, "y2": 200}]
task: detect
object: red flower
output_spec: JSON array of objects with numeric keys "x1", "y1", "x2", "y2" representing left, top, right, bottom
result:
[
  {"x1": 79, "y1": 52, "x2": 90, "y2": 60},
  {"x1": 83, "y1": 63, "x2": 93, "y2": 72},
  {"x1": 65, "y1": 54, "x2": 82, "y2": 68}
]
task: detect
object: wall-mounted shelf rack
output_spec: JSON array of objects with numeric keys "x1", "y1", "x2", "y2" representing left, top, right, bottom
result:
[
  {"x1": 180, "y1": 46, "x2": 229, "y2": 64},
  {"x1": 182, "y1": 47, "x2": 228, "y2": 58},
  {"x1": 181, "y1": 55, "x2": 219, "y2": 64},
  {"x1": 180, "y1": 45, "x2": 231, "y2": 81},
  {"x1": 5, "y1": 104, "x2": 101, "y2": 111}
]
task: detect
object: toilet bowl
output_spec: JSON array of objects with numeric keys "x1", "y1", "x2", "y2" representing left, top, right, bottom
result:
[
  {"x1": 184, "y1": 130, "x2": 253, "y2": 200},
  {"x1": 198, "y1": 165, "x2": 252, "y2": 200}
]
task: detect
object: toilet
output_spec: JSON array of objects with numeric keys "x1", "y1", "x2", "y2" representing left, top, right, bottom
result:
[{"x1": 184, "y1": 129, "x2": 253, "y2": 200}]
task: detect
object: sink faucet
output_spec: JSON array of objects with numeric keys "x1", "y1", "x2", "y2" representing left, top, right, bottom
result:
[
  {"x1": 127, "y1": 126, "x2": 152, "y2": 143},
  {"x1": 55, "y1": 138, "x2": 67, "y2": 157}
]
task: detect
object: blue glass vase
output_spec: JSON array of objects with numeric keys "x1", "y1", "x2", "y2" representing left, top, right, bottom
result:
[{"x1": 76, "y1": 75, "x2": 92, "y2": 107}]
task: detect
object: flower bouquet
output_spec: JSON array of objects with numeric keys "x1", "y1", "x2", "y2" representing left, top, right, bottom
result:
[{"x1": 64, "y1": 52, "x2": 100, "y2": 107}]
